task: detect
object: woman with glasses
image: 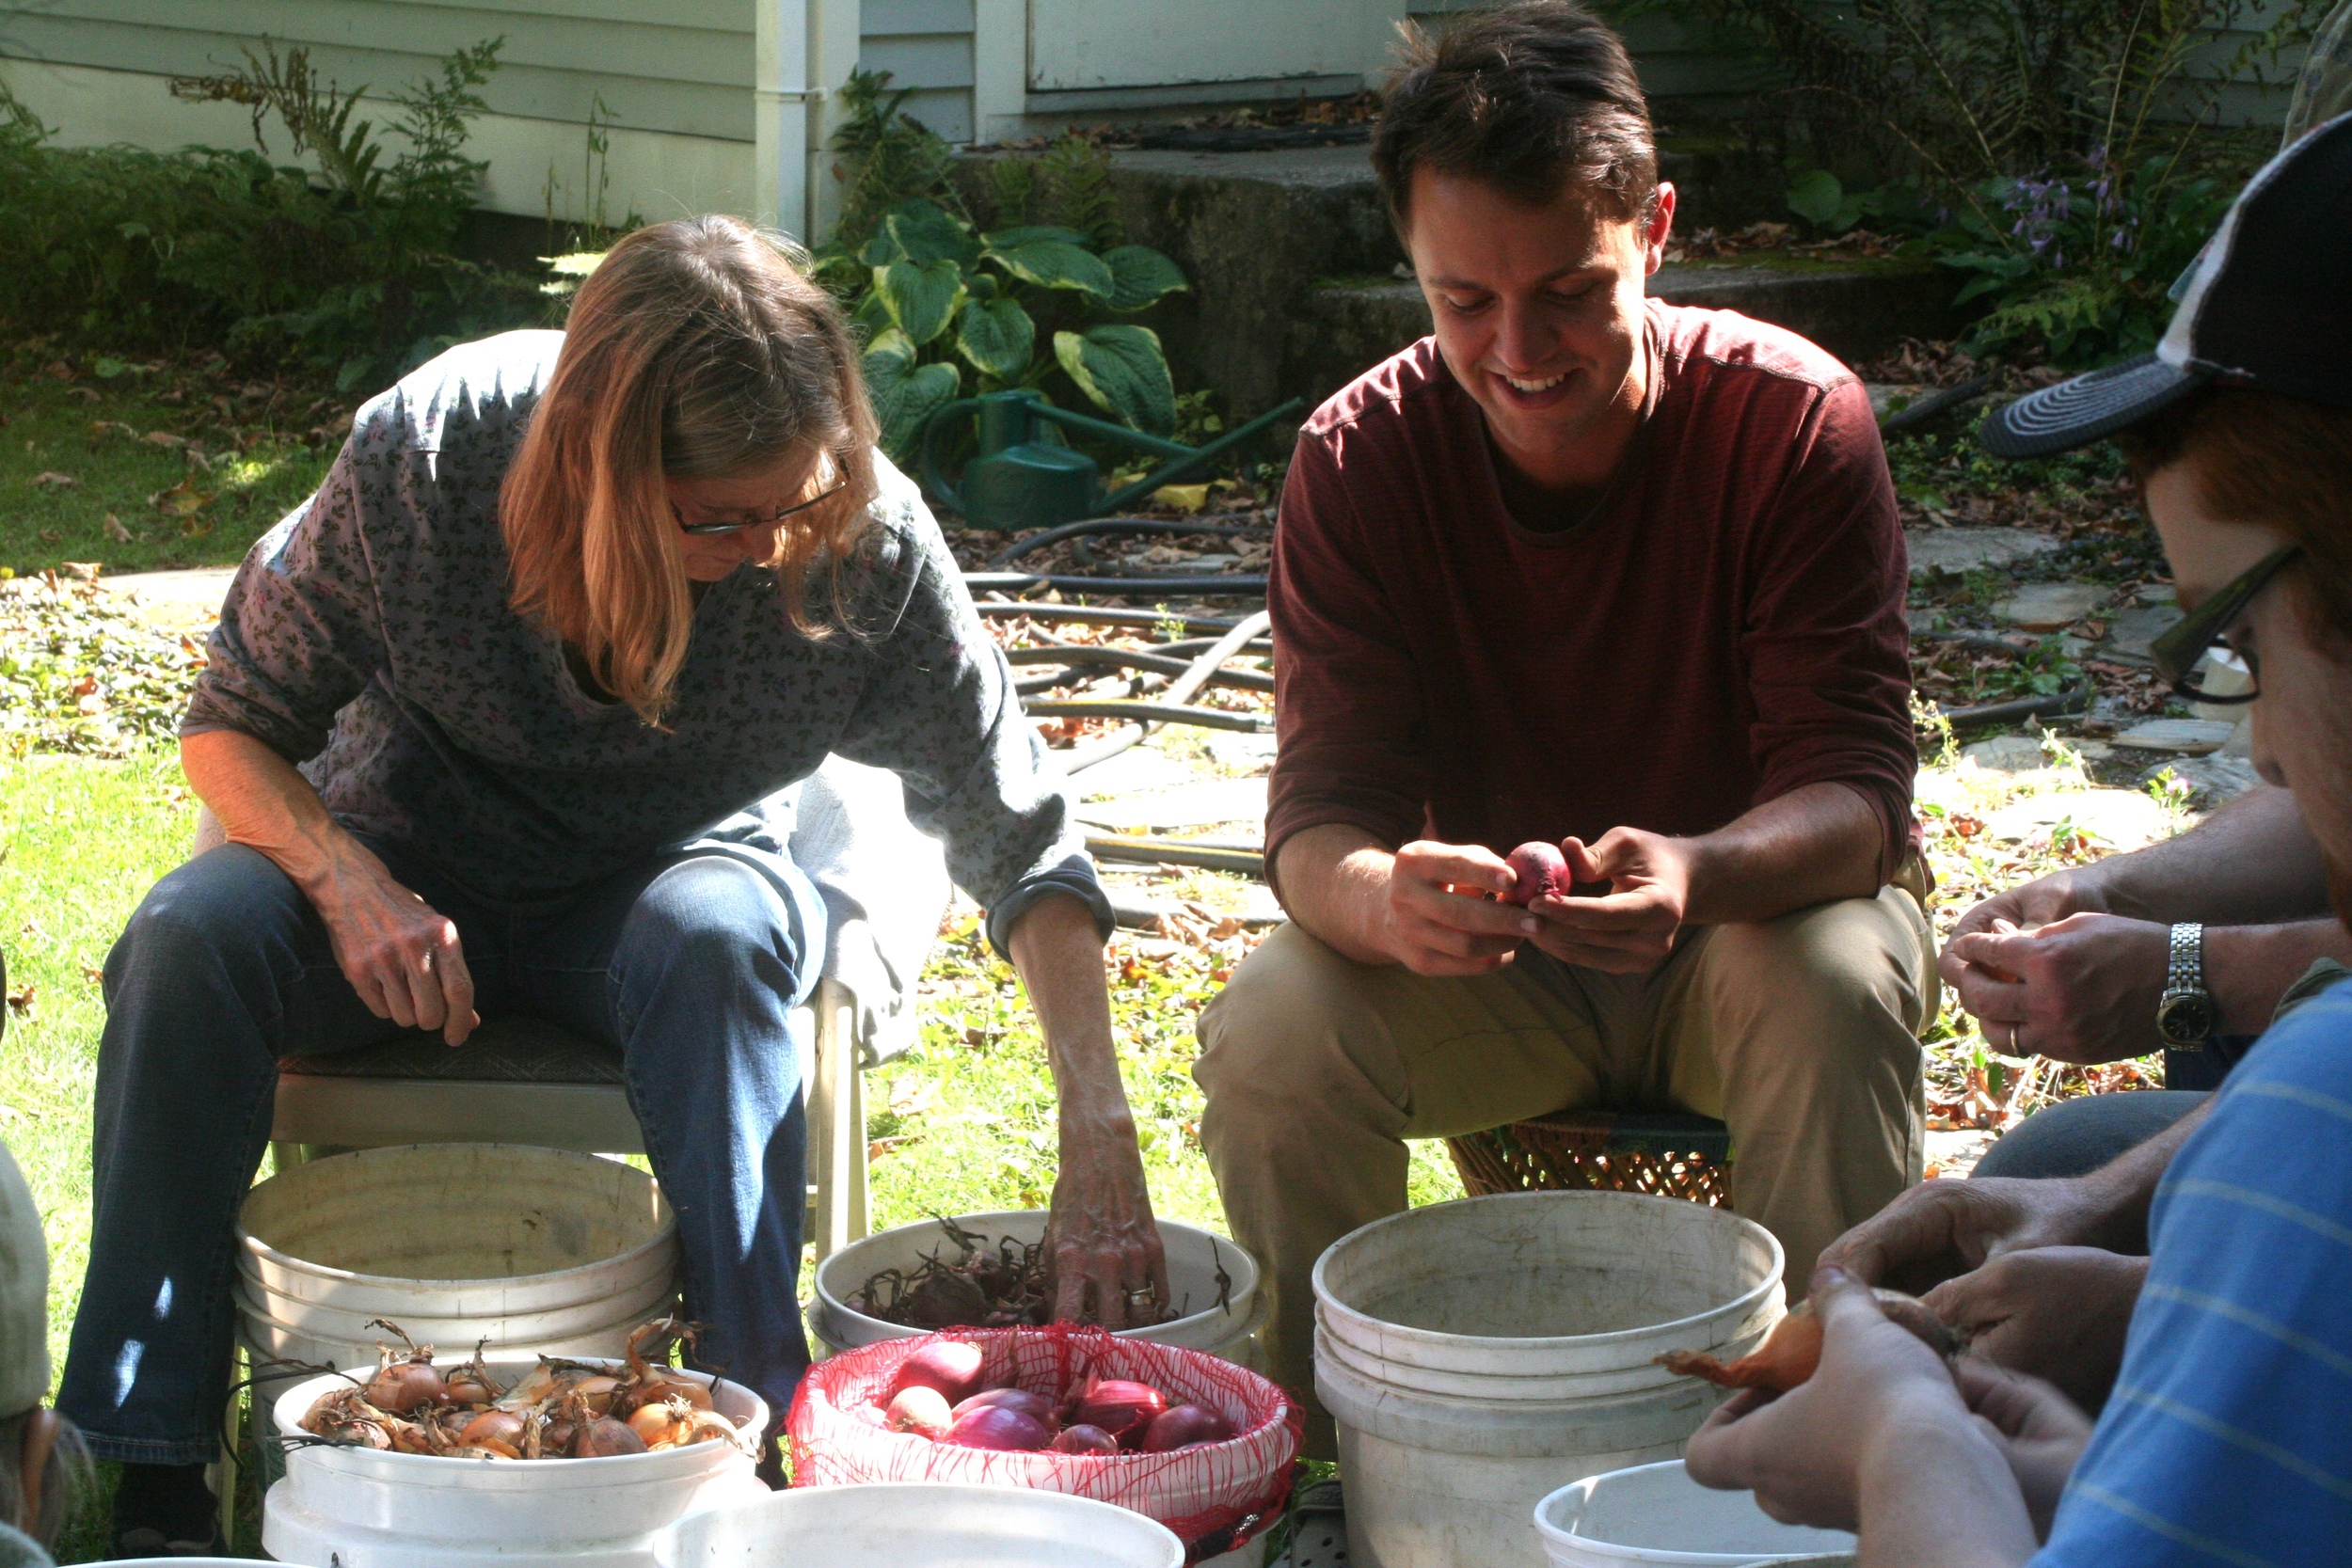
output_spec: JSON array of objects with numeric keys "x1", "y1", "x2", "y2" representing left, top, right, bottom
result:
[{"x1": 59, "y1": 216, "x2": 1163, "y2": 1554}]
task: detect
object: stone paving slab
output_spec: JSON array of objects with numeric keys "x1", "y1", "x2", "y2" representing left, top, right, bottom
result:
[
  {"x1": 1073, "y1": 777, "x2": 1267, "y2": 833},
  {"x1": 2114, "y1": 719, "x2": 2238, "y2": 754},
  {"x1": 94, "y1": 566, "x2": 234, "y2": 630},
  {"x1": 1905, "y1": 527, "x2": 2063, "y2": 578},
  {"x1": 1994, "y1": 581, "x2": 2105, "y2": 631}
]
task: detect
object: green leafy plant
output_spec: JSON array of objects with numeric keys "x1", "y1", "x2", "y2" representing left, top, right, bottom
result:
[
  {"x1": 821, "y1": 76, "x2": 1191, "y2": 462},
  {"x1": 0, "y1": 40, "x2": 544, "y2": 389},
  {"x1": 1630, "y1": 0, "x2": 2329, "y2": 364}
]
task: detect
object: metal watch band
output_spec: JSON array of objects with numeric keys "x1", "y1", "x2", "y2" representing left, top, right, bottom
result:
[{"x1": 2168, "y1": 923, "x2": 2205, "y2": 991}]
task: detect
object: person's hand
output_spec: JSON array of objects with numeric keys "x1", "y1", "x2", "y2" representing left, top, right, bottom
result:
[
  {"x1": 1043, "y1": 1117, "x2": 1170, "y2": 1330},
  {"x1": 1377, "y1": 840, "x2": 1542, "y2": 976},
  {"x1": 1925, "y1": 1246, "x2": 2145, "y2": 1412},
  {"x1": 1684, "y1": 1266, "x2": 1974, "y2": 1531},
  {"x1": 1943, "y1": 912, "x2": 2170, "y2": 1062},
  {"x1": 307, "y1": 838, "x2": 478, "y2": 1045},
  {"x1": 1952, "y1": 1357, "x2": 2094, "y2": 1539},
  {"x1": 1526, "y1": 827, "x2": 1693, "y2": 973},
  {"x1": 1816, "y1": 1175, "x2": 2120, "y2": 1296}
]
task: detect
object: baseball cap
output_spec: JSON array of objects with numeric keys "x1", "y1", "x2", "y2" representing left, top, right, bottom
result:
[
  {"x1": 0, "y1": 1139, "x2": 48, "y2": 1420},
  {"x1": 1982, "y1": 110, "x2": 2352, "y2": 457}
]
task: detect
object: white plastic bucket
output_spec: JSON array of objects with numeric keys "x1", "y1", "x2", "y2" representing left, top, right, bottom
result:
[
  {"x1": 262, "y1": 1358, "x2": 768, "y2": 1568},
  {"x1": 810, "y1": 1212, "x2": 1262, "y2": 1360},
  {"x1": 1534, "y1": 1462, "x2": 1857, "y2": 1565},
  {"x1": 654, "y1": 1483, "x2": 1186, "y2": 1568},
  {"x1": 1311, "y1": 1193, "x2": 1786, "y2": 1568},
  {"x1": 236, "y1": 1145, "x2": 679, "y2": 1432}
]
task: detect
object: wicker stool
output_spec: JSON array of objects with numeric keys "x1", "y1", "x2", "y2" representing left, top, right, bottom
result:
[{"x1": 1446, "y1": 1110, "x2": 1734, "y2": 1207}]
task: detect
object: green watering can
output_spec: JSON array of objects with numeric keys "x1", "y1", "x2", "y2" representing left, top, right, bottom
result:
[{"x1": 918, "y1": 388, "x2": 1304, "y2": 531}]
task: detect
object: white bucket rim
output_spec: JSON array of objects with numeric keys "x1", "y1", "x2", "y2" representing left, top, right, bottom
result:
[
  {"x1": 655, "y1": 1481, "x2": 1187, "y2": 1566},
  {"x1": 1312, "y1": 1192, "x2": 1784, "y2": 1357},
  {"x1": 238, "y1": 1143, "x2": 676, "y2": 1294},
  {"x1": 812, "y1": 1210, "x2": 1257, "y2": 1345},
  {"x1": 1533, "y1": 1461, "x2": 1857, "y2": 1564},
  {"x1": 235, "y1": 1268, "x2": 677, "y2": 1341},
  {"x1": 270, "y1": 1357, "x2": 768, "y2": 1480}
]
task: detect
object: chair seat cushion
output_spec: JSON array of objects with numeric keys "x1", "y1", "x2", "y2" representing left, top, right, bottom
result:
[{"x1": 281, "y1": 1015, "x2": 623, "y2": 1085}]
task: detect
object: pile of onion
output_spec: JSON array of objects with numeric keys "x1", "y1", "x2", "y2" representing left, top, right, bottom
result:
[
  {"x1": 297, "y1": 1316, "x2": 747, "y2": 1461},
  {"x1": 872, "y1": 1349, "x2": 1235, "y2": 1457}
]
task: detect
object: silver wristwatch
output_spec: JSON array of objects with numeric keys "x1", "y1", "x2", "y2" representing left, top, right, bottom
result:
[{"x1": 2156, "y1": 922, "x2": 2216, "y2": 1050}]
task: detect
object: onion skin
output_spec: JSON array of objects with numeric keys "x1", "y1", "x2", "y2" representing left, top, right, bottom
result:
[
  {"x1": 1503, "y1": 842, "x2": 1572, "y2": 906},
  {"x1": 457, "y1": 1409, "x2": 527, "y2": 1451},
  {"x1": 364, "y1": 1360, "x2": 448, "y2": 1416},
  {"x1": 575, "y1": 1417, "x2": 650, "y2": 1458},
  {"x1": 1654, "y1": 1290, "x2": 1963, "y2": 1391},
  {"x1": 1140, "y1": 1404, "x2": 1233, "y2": 1453},
  {"x1": 952, "y1": 1387, "x2": 1057, "y2": 1424},
  {"x1": 1049, "y1": 1423, "x2": 1121, "y2": 1455},
  {"x1": 885, "y1": 1386, "x2": 954, "y2": 1439},
  {"x1": 1069, "y1": 1379, "x2": 1168, "y2": 1439},
  {"x1": 945, "y1": 1404, "x2": 1055, "y2": 1451},
  {"x1": 891, "y1": 1341, "x2": 986, "y2": 1406}
]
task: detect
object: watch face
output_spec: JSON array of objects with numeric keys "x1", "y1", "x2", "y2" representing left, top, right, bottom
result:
[{"x1": 2159, "y1": 991, "x2": 2217, "y2": 1045}]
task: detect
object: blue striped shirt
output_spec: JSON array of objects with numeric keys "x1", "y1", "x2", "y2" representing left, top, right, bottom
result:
[{"x1": 2035, "y1": 977, "x2": 2352, "y2": 1567}]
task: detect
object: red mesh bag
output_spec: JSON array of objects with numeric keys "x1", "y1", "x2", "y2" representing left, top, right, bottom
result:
[{"x1": 788, "y1": 1325, "x2": 1302, "y2": 1561}]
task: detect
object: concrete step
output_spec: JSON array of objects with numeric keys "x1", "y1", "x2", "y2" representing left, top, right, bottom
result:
[
  {"x1": 957, "y1": 141, "x2": 1958, "y2": 426},
  {"x1": 1292, "y1": 260, "x2": 1961, "y2": 408}
]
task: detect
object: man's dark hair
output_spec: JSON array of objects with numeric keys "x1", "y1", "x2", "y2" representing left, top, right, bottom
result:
[{"x1": 1373, "y1": 1, "x2": 1659, "y2": 231}]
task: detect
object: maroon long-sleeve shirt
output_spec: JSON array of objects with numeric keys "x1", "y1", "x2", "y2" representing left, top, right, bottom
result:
[{"x1": 1266, "y1": 302, "x2": 1916, "y2": 889}]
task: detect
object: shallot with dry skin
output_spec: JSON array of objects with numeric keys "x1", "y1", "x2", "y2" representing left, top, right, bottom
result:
[
  {"x1": 292, "y1": 1316, "x2": 747, "y2": 1462},
  {"x1": 1654, "y1": 1290, "x2": 1966, "y2": 1392}
]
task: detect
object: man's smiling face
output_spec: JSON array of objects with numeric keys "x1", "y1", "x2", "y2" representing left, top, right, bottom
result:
[{"x1": 1404, "y1": 166, "x2": 1675, "y2": 491}]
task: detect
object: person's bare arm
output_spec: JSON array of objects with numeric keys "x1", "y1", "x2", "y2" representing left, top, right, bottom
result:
[
  {"x1": 1275, "y1": 823, "x2": 1542, "y2": 975},
  {"x1": 2072, "y1": 784, "x2": 2328, "y2": 923},
  {"x1": 1822, "y1": 1099, "x2": 2210, "y2": 1293},
  {"x1": 182, "y1": 727, "x2": 477, "y2": 1043},
  {"x1": 1530, "y1": 782, "x2": 1885, "y2": 972},
  {"x1": 1005, "y1": 891, "x2": 1169, "y2": 1328}
]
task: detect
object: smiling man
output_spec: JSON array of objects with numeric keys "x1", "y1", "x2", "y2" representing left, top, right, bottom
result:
[{"x1": 1195, "y1": 0, "x2": 1931, "y2": 1441}]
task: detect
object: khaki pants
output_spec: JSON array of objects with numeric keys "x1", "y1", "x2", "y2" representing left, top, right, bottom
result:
[{"x1": 1194, "y1": 885, "x2": 1935, "y2": 1454}]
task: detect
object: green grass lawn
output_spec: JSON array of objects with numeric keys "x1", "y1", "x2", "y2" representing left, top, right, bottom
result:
[{"x1": 1, "y1": 340, "x2": 342, "y2": 578}]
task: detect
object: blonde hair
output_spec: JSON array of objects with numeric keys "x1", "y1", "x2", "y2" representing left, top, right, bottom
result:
[{"x1": 502, "y1": 215, "x2": 880, "y2": 725}]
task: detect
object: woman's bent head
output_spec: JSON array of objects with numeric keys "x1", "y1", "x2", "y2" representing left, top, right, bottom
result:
[{"x1": 502, "y1": 215, "x2": 879, "y2": 725}]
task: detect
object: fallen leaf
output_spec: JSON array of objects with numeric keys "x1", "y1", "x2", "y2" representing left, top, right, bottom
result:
[
  {"x1": 886, "y1": 1078, "x2": 942, "y2": 1117},
  {"x1": 60, "y1": 562, "x2": 100, "y2": 581},
  {"x1": 78, "y1": 962, "x2": 103, "y2": 986},
  {"x1": 150, "y1": 475, "x2": 215, "y2": 517},
  {"x1": 103, "y1": 514, "x2": 133, "y2": 543},
  {"x1": 5, "y1": 984, "x2": 34, "y2": 1018},
  {"x1": 142, "y1": 430, "x2": 186, "y2": 450},
  {"x1": 66, "y1": 387, "x2": 101, "y2": 404},
  {"x1": 31, "y1": 471, "x2": 77, "y2": 489}
]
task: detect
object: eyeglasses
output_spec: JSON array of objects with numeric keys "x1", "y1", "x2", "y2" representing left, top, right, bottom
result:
[
  {"x1": 672, "y1": 466, "x2": 850, "y2": 536},
  {"x1": 2148, "y1": 543, "x2": 2300, "y2": 704}
]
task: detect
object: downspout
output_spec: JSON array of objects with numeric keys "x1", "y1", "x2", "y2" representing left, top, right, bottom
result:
[{"x1": 755, "y1": 0, "x2": 817, "y2": 242}]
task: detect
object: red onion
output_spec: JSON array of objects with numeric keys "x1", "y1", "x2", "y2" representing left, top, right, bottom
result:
[
  {"x1": 1141, "y1": 1404, "x2": 1234, "y2": 1452},
  {"x1": 885, "y1": 1385, "x2": 953, "y2": 1439},
  {"x1": 952, "y1": 1387, "x2": 1057, "y2": 1424},
  {"x1": 575, "y1": 1416, "x2": 648, "y2": 1458},
  {"x1": 1069, "y1": 1378, "x2": 1168, "y2": 1439},
  {"x1": 364, "y1": 1360, "x2": 447, "y2": 1415},
  {"x1": 945, "y1": 1404, "x2": 1055, "y2": 1451},
  {"x1": 891, "y1": 1340, "x2": 986, "y2": 1406},
  {"x1": 1049, "y1": 1423, "x2": 1121, "y2": 1455},
  {"x1": 1504, "y1": 842, "x2": 1572, "y2": 905}
]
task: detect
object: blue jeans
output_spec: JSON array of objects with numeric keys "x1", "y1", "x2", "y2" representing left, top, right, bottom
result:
[{"x1": 57, "y1": 835, "x2": 824, "y2": 1464}]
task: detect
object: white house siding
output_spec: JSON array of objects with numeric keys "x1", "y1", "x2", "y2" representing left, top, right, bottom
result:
[
  {"x1": 862, "y1": 0, "x2": 975, "y2": 144},
  {"x1": 0, "y1": 0, "x2": 764, "y2": 223}
]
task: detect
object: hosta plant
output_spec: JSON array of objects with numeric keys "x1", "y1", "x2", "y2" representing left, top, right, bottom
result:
[{"x1": 836, "y1": 197, "x2": 1188, "y2": 461}]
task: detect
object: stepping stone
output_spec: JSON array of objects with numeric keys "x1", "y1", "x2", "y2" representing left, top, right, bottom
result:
[
  {"x1": 1961, "y1": 735, "x2": 2047, "y2": 772},
  {"x1": 1205, "y1": 732, "x2": 1279, "y2": 773},
  {"x1": 1994, "y1": 582, "x2": 2104, "y2": 631},
  {"x1": 93, "y1": 566, "x2": 236, "y2": 630},
  {"x1": 2098, "y1": 602, "x2": 2184, "y2": 664},
  {"x1": 1980, "y1": 788, "x2": 2171, "y2": 851},
  {"x1": 1906, "y1": 527, "x2": 2061, "y2": 578},
  {"x1": 2113, "y1": 719, "x2": 2238, "y2": 755},
  {"x1": 2144, "y1": 753, "x2": 2263, "y2": 804},
  {"x1": 1072, "y1": 747, "x2": 1209, "y2": 800}
]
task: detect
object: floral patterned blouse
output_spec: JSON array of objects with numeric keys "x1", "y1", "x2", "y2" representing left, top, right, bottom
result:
[{"x1": 183, "y1": 330, "x2": 1106, "y2": 953}]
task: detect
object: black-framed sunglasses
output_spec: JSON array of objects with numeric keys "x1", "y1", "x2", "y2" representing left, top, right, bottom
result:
[
  {"x1": 672, "y1": 467, "x2": 850, "y2": 536},
  {"x1": 2148, "y1": 543, "x2": 2300, "y2": 704}
]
